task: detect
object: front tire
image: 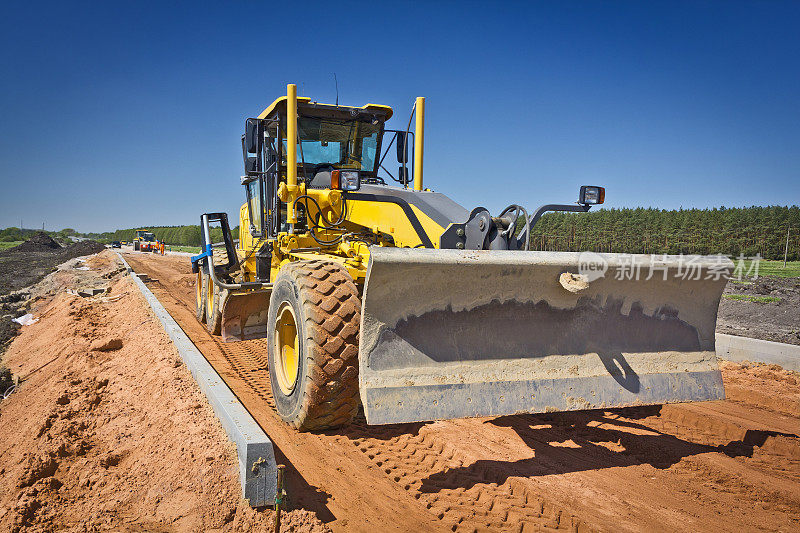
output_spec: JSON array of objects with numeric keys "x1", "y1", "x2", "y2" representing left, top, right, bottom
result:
[{"x1": 267, "y1": 261, "x2": 361, "y2": 431}]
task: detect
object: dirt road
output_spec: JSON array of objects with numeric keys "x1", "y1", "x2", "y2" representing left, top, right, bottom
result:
[{"x1": 124, "y1": 253, "x2": 800, "y2": 533}]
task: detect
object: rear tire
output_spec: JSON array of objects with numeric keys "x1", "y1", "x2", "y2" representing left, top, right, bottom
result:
[
  {"x1": 206, "y1": 274, "x2": 222, "y2": 335},
  {"x1": 267, "y1": 260, "x2": 361, "y2": 431},
  {"x1": 195, "y1": 268, "x2": 207, "y2": 323}
]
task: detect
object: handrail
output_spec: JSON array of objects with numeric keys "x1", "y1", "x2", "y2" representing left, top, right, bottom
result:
[{"x1": 192, "y1": 214, "x2": 272, "y2": 291}]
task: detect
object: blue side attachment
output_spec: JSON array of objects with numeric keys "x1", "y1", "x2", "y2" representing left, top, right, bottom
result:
[{"x1": 191, "y1": 244, "x2": 214, "y2": 266}]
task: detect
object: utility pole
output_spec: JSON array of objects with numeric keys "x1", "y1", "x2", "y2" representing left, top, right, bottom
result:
[{"x1": 784, "y1": 226, "x2": 790, "y2": 268}]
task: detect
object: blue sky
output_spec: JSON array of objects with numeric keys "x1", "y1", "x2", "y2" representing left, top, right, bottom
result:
[{"x1": 0, "y1": 1, "x2": 798, "y2": 233}]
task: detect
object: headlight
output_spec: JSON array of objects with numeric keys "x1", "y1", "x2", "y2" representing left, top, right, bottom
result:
[
  {"x1": 340, "y1": 171, "x2": 360, "y2": 191},
  {"x1": 579, "y1": 185, "x2": 605, "y2": 205}
]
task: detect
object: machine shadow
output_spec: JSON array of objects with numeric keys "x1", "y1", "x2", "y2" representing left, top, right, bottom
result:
[
  {"x1": 271, "y1": 448, "x2": 336, "y2": 523},
  {"x1": 597, "y1": 351, "x2": 640, "y2": 392},
  {"x1": 417, "y1": 408, "x2": 794, "y2": 494}
]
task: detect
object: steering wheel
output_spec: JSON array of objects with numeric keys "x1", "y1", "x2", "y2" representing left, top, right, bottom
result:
[{"x1": 313, "y1": 163, "x2": 334, "y2": 173}]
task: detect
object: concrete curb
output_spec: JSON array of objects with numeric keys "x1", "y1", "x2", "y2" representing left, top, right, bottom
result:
[
  {"x1": 116, "y1": 253, "x2": 277, "y2": 506},
  {"x1": 716, "y1": 333, "x2": 800, "y2": 372}
]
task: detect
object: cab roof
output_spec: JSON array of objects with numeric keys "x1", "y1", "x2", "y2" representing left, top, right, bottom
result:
[{"x1": 257, "y1": 96, "x2": 393, "y2": 120}]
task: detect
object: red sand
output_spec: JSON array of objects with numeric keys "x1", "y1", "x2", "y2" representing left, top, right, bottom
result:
[{"x1": 0, "y1": 251, "x2": 327, "y2": 532}]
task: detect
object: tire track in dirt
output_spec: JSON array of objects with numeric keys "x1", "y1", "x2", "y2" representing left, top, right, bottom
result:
[
  {"x1": 124, "y1": 253, "x2": 800, "y2": 533},
  {"x1": 347, "y1": 422, "x2": 583, "y2": 532}
]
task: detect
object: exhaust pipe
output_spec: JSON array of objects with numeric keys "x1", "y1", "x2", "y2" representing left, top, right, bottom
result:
[
  {"x1": 413, "y1": 96, "x2": 424, "y2": 191},
  {"x1": 286, "y1": 83, "x2": 298, "y2": 224}
]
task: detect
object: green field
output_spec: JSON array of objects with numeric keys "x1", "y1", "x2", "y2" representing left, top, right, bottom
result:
[
  {"x1": 168, "y1": 245, "x2": 201, "y2": 254},
  {"x1": 0, "y1": 241, "x2": 23, "y2": 251},
  {"x1": 736, "y1": 260, "x2": 800, "y2": 278}
]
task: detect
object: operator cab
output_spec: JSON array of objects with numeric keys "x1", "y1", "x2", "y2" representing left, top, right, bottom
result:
[
  {"x1": 291, "y1": 109, "x2": 384, "y2": 188},
  {"x1": 241, "y1": 96, "x2": 417, "y2": 238}
]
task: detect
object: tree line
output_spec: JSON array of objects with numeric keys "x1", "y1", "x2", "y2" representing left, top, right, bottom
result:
[
  {"x1": 0, "y1": 227, "x2": 78, "y2": 244},
  {"x1": 528, "y1": 205, "x2": 799, "y2": 261},
  {"x1": 92, "y1": 225, "x2": 240, "y2": 247}
]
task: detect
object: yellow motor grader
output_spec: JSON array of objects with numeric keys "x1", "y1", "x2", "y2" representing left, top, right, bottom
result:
[{"x1": 192, "y1": 84, "x2": 731, "y2": 430}]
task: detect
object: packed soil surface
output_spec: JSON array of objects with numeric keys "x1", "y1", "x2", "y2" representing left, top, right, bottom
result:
[
  {"x1": 125, "y1": 252, "x2": 800, "y2": 533},
  {"x1": 718, "y1": 276, "x2": 800, "y2": 345},
  {"x1": 0, "y1": 251, "x2": 328, "y2": 532}
]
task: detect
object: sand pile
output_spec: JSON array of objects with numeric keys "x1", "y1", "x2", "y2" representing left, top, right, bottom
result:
[
  {"x1": 721, "y1": 360, "x2": 800, "y2": 417},
  {"x1": 0, "y1": 251, "x2": 328, "y2": 532}
]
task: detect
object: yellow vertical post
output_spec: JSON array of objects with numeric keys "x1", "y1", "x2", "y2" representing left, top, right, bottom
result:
[
  {"x1": 413, "y1": 96, "x2": 425, "y2": 191},
  {"x1": 286, "y1": 83, "x2": 298, "y2": 223}
]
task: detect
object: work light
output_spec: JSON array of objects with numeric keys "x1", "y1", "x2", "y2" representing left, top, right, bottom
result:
[
  {"x1": 340, "y1": 171, "x2": 360, "y2": 191},
  {"x1": 579, "y1": 186, "x2": 605, "y2": 205}
]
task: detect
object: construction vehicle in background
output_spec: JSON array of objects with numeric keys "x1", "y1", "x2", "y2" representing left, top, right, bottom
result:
[
  {"x1": 133, "y1": 230, "x2": 161, "y2": 253},
  {"x1": 192, "y1": 84, "x2": 731, "y2": 431}
]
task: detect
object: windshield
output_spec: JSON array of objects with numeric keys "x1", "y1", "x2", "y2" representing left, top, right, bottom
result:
[{"x1": 283, "y1": 116, "x2": 380, "y2": 172}]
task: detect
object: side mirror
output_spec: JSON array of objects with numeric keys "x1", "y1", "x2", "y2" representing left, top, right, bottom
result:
[
  {"x1": 579, "y1": 185, "x2": 605, "y2": 205},
  {"x1": 245, "y1": 119, "x2": 260, "y2": 154},
  {"x1": 396, "y1": 131, "x2": 409, "y2": 164},
  {"x1": 397, "y1": 167, "x2": 409, "y2": 185}
]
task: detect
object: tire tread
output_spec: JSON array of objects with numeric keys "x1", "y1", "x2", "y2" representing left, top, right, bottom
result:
[{"x1": 280, "y1": 260, "x2": 361, "y2": 431}]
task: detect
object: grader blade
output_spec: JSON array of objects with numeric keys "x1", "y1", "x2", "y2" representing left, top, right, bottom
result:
[
  {"x1": 359, "y1": 248, "x2": 731, "y2": 425},
  {"x1": 220, "y1": 289, "x2": 271, "y2": 342}
]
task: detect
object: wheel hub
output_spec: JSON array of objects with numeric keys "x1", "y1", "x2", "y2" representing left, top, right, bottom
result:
[{"x1": 274, "y1": 303, "x2": 299, "y2": 395}]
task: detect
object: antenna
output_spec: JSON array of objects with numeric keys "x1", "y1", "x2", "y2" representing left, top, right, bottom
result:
[{"x1": 334, "y1": 73, "x2": 339, "y2": 106}]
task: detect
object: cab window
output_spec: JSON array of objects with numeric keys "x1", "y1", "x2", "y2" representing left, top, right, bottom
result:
[{"x1": 246, "y1": 179, "x2": 263, "y2": 235}]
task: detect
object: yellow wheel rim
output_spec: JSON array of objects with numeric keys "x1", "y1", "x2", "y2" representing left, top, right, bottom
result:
[
  {"x1": 274, "y1": 303, "x2": 299, "y2": 395},
  {"x1": 196, "y1": 270, "x2": 203, "y2": 310},
  {"x1": 206, "y1": 275, "x2": 215, "y2": 318}
]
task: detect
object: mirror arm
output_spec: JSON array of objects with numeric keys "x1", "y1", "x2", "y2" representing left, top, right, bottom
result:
[
  {"x1": 379, "y1": 132, "x2": 397, "y2": 167},
  {"x1": 379, "y1": 163, "x2": 397, "y2": 182},
  {"x1": 520, "y1": 204, "x2": 591, "y2": 251},
  {"x1": 527, "y1": 203, "x2": 591, "y2": 231}
]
